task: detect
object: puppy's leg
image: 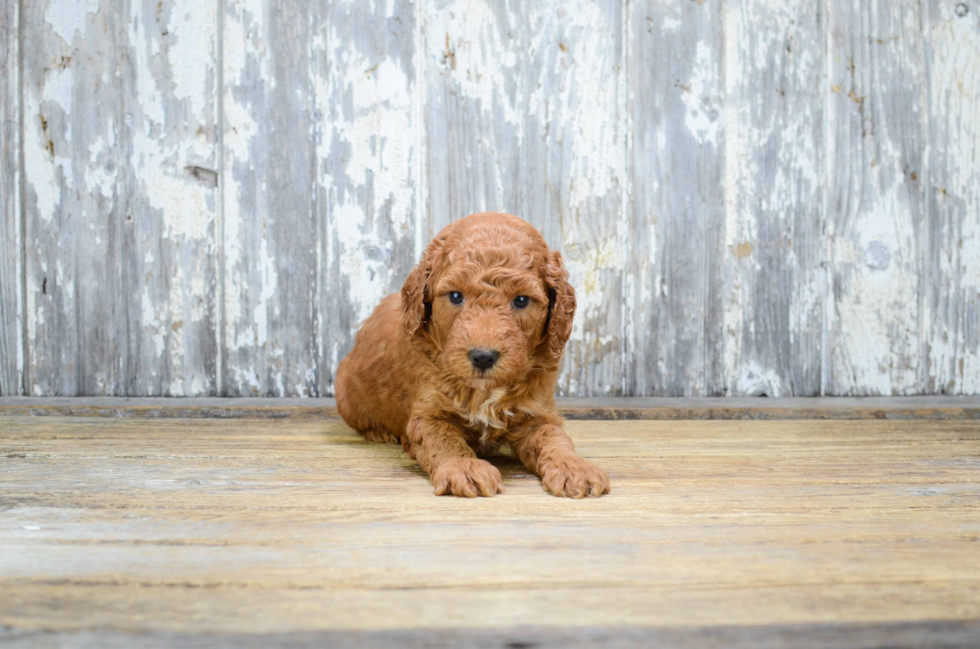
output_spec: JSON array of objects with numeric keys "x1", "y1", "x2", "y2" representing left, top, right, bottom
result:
[
  {"x1": 362, "y1": 429, "x2": 402, "y2": 445},
  {"x1": 407, "y1": 416, "x2": 504, "y2": 497},
  {"x1": 509, "y1": 421, "x2": 610, "y2": 498}
]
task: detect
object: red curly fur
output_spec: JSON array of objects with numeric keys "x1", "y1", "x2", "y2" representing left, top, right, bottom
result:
[{"x1": 335, "y1": 212, "x2": 610, "y2": 498}]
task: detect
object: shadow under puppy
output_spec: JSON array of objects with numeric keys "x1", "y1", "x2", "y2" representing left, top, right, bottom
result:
[{"x1": 336, "y1": 212, "x2": 610, "y2": 498}]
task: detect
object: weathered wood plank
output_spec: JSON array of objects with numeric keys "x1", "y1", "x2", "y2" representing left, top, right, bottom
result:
[
  {"x1": 924, "y1": 1, "x2": 980, "y2": 395},
  {"x1": 721, "y1": 0, "x2": 825, "y2": 397},
  {"x1": 2, "y1": 395, "x2": 980, "y2": 420},
  {"x1": 524, "y1": 0, "x2": 626, "y2": 396},
  {"x1": 627, "y1": 0, "x2": 725, "y2": 396},
  {"x1": 315, "y1": 0, "x2": 421, "y2": 396},
  {"x1": 0, "y1": 0, "x2": 22, "y2": 396},
  {"x1": 825, "y1": 0, "x2": 928, "y2": 395},
  {"x1": 120, "y1": 0, "x2": 220, "y2": 396},
  {"x1": 21, "y1": 0, "x2": 218, "y2": 396},
  {"x1": 1, "y1": 416, "x2": 979, "y2": 643},
  {"x1": 423, "y1": 0, "x2": 524, "y2": 235},
  {"x1": 221, "y1": 0, "x2": 317, "y2": 396},
  {"x1": 22, "y1": 0, "x2": 126, "y2": 395},
  {"x1": 5, "y1": 621, "x2": 980, "y2": 649},
  {"x1": 424, "y1": 0, "x2": 626, "y2": 396}
]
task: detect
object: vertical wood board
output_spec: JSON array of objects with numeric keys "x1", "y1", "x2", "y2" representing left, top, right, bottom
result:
[
  {"x1": 924, "y1": 0, "x2": 980, "y2": 394},
  {"x1": 315, "y1": 0, "x2": 421, "y2": 396},
  {"x1": 22, "y1": 0, "x2": 218, "y2": 396},
  {"x1": 524, "y1": 0, "x2": 627, "y2": 396},
  {"x1": 627, "y1": 0, "x2": 726, "y2": 396},
  {"x1": 825, "y1": 0, "x2": 927, "y2": 395},
  {"x1": 426, "y1": 0, "x2": 627, "y2": 395},
  {"x1": 0, "y1": 0, "x2": 22, "y2": 395},
  {"x1": 23, "y1": 0, "x2": 128, "y2": 396},
  {"x1": 720, "y1": 0, "x2": 825, "y2": 397},
  {"x1": 121, "y1": 0, "x2": 220, "y2": 396},
  {"x1": 222, "y1": 0, "x2": 317, "y2": 396}
]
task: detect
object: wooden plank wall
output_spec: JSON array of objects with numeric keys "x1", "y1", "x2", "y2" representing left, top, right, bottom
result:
[{"x1": 0, "y1": 0, "x2": 977, "y2": 397}]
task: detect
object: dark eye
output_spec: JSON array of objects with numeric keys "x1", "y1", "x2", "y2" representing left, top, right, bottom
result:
[
  {"x1": 448, "y1": 291, "x2": 464, "y2": 305},
  {"x1": 513, "y1": 295, "x2": 530, "y2": 309}
]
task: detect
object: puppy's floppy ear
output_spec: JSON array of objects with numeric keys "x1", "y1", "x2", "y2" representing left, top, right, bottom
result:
[
  {"x1": 401, "y1": 235, "x2": 445, "y2": 336},
  {"x1": 543, "y1": 250, "x2": 576, "y2": 359}
]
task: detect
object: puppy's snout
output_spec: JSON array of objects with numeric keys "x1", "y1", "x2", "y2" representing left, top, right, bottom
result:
[{"x1": 468, "y1": 348, "x2": 500, "y2": 371}]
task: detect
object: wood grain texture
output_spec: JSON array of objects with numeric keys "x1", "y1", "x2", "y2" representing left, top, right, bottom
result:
[
  {"x1": 1, "y1": 415, "x2": 979, "y2": 645},
  {"x1": 5, "y1": 0, "x2": 980, "y2": 397},
  {"x1": 2, "y1": 395, "x2": 980, "y2": 420},
  {"x1": 0, "y1": 0, "x2": 22, "y2": 396},
  {"x1": 315, "y1": 0, "x2": 421, "y2": 396},
  {"x1": 721, "y1": 0, "x2": 825, "y2": 397},
  {"x1": 825, "y1": 0, "x2": 927, "y2": 395},
  {"x1": 121, "y1": 0, "x2": 220, "y2": 396},
  {"x1": 425, "y1": 0, "x2": 626, "y2": 395},
  {"x1": 924, "y1": 0, "x2": 980, "y2": 394},
  {"x1": 525, "y1": 0, "x2": 626, "y2": 396},
  {"x1": 6, "y1": 622, "x2": 980, "y2": 649},
  {"x1": 22, "y1": 0, "x2": 218, "y2": 397},
  {"x1": 424, "y1": 0, "x2": 523, "y2": 234},
  {"x1": 22, "y1": 0, "x2": 126, "y2": 395},
  {"x1": 222, "y1": 0, "x2": 317, "y2": 396},
  {"x1": 627, "y1": 0, "x2": 725, "y2": 397}
]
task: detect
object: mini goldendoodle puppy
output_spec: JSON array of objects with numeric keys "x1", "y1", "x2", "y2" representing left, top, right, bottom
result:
[{"x1": 335, "y1": 212, "x2": 610, "y2": 498}]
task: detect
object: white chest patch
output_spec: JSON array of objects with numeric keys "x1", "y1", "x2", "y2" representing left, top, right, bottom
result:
[{"x1": 461, "y1": 387, "x2": 514, "y2": 433}]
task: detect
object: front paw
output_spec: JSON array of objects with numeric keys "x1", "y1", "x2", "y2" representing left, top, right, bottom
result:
[
  {"x1": 542, "y1": 456, "x2": 610, "y2": 498},
  {"x1": 431, "y1": 458, "x2": 504, "y2": 498}
]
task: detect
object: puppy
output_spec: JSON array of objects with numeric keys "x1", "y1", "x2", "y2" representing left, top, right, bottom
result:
[{"x1": 335, "y1": 212, "x2": 610, "y2": 498}]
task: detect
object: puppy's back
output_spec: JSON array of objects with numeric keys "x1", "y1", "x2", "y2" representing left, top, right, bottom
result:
[{"x1": 336, "y1": 293, "x2": 415, "y2": 436}]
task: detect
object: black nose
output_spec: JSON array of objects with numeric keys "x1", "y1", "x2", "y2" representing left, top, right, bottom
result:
[{"x1": 468, "y1": 348, "x2": 500, "y2": 371}]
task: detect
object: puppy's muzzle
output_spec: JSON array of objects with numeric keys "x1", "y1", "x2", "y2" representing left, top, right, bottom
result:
[{"x1": 468, "y1": 348, "x2": 500, "y2": 371}]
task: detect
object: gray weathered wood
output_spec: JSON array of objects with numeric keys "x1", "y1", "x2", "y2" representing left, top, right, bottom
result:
[
  {"x1": 2, "y1": 395, "x2": 979, "y2": 420},
  {"x1": 6, "y1": 0, "x2": 980, "y2": 397},
  {"x1": 222, "y1": 0, "x2": 317, "y2": 396},
  {"x1": 423, "y1": 0, "x2": 523, "y2": 236},
  {"x1": 924, "y1": 0, "x2": 980, "y2": 394},
  {"x1": 121, "y1": 0, "x2": 220, "y2": 396},
  {"x1": 825, "y1": 0, "x2": 927, "y2": 395},
  {"x1": 627, "y1": 0, "x2": 725, "y2": 396},
  {"x1": 315, "y1": 0, "x2": 421, "y2": 396},
  {"x1": 425, "y1": 0, "x2": 627, "y2": 395},
  {"x1": 524, "y1": 0, "x2": 626, "y2": 396},
  {"x1": 720, "y1": 0, "x2": 825, "y2": 396},
  {"x1": 22, "y1": 0, "x2": 218, "y2": 396},
  {"x1": 0, "y1": 0, "x2": 22, "y2": 395},
  {"x1": 4, "y1": 622, "x2": 980, "y2": 649},
  {"x1": 23, "y1": 0, "x2": 128, "y2": 395}
]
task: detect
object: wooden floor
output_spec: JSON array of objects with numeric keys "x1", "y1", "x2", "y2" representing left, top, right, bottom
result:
[{"x1": 2, "y1": 402, "x2": 980, "y2": 647}]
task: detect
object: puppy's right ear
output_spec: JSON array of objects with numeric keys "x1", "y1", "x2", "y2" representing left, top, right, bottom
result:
[{"x1": 401, "y1": 235, "x2": 445, "y2": 336}]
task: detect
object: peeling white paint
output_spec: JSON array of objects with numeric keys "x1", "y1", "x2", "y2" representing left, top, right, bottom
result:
[
  {"x1": 24, "y1": 64, "x2": 76, "y2": 223},
  {"x1": 166, "y1": 0, "x2": 215, "y2": 121},
  {"x1": 682, "y1": 41, "x2": 722, "y2": 145},
  {"x1": 736, "y1": 361, "x2": 784, "y2": 397},
  {"x1": 427, "y1": 1, "x2": 522, "y2": 129},
  {"x1": 924, "y1": 3, "x2": 980, "y2": 394},
  {"x1": 321, "y1": 19, "x2": 418, "y2": 334},
  {"x1": 45, "y1": 0, "x2": 99, "y2": 44}
]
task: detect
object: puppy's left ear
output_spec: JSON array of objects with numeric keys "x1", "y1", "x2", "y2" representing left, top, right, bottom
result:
[{"x1": 543, "y1": 250, "x2": 576, "y2": 360}]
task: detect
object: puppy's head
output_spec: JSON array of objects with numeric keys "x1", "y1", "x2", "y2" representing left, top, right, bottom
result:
[{"x1": 401, "y1": 212, "x2": 575, "y2": 389}]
